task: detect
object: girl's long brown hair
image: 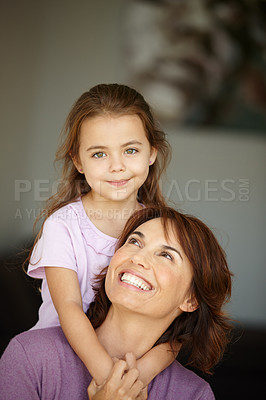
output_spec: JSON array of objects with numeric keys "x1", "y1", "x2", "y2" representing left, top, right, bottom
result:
[
  {"x1": 87, "y1": 206, "x2": 233, "y2": 375},
  {"x1": 24, "y1": 84, "x2": 171, "y2": 270}
]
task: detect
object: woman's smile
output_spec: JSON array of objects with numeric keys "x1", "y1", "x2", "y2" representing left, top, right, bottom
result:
[{"x1": 119, "y1": 270, "x2": 154, "y2": 292}]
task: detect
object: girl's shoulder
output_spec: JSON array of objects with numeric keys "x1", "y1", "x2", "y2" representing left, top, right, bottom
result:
[
  {"x1": 45, "y1": 198, "x2": 117, "y2": 255},
  {"x1": 47, "y1": 198, "x2": 83, "y2": 223},
  {"x1": 41, "y1": 198, "x2": 84, "y2": 241}
]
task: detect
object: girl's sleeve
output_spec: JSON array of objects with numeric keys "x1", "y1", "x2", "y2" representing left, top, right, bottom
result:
[{"x1": 27, "y1": 217, "x2": 78, "y2": 279}]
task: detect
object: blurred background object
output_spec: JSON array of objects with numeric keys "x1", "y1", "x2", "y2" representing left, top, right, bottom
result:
[
  {"x1": 0, "y1": 1, "x2": 265, "y2": 398},
  {"x1": 124, "y1": 0, "x2": 266, "y2": 129}
]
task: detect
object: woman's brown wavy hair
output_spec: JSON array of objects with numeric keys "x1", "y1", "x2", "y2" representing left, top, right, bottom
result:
[
  {"x1": 24, "y1": 84, "x2": 171, "y2": 270},
  {"x1": 87, "y1": 206, "x2": 233, "y2": 375}
]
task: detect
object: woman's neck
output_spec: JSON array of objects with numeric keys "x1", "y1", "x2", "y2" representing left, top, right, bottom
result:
[{"x1": 95, "y1": 306, "x2": 167, "y2": 360}]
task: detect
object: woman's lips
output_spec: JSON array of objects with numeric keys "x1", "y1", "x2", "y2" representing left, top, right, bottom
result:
[
  {"x1": 107, "y1": 179, "x2": 130, "y2": 187},
  {"x1": 119, "y1": 270, "x2": 153, "y2": 291}
]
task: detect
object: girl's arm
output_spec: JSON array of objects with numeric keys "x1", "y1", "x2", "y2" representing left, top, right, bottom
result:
[
  {"x1": 136, "y1": 342, "x2": 181, "y2": 387},
  {"x1": 45, "y1": 267, "x2": 113, "y2": 385}
]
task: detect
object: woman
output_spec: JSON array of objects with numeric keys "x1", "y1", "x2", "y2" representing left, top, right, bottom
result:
[{"x1": 0, "y1": 206, "x2": 233, "y2": 399}]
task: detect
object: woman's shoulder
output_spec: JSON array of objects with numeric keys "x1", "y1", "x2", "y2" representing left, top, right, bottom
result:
[
  {"x1": 149, "y1": 361, "x2": 215, "y2": 400},
  {"x1": 4, "y1": 327, "x2": 83, "y2": 369},
  {"x1": 8, "y1": 327, "x2": 67, "y2": 353},
  {"x1": 1, "y1": 327, "x2": 91, "y2": 400},
  {"x1": 1, "y1": 327, "x2": 66, "y2": 375}
]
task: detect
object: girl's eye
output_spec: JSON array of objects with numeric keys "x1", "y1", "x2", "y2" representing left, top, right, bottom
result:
[
  {"x1": 127, "y1": 237, "x2": 141, "y2": 247},
  {"x1": 160, "y1": 252, "x2": 173, "y2": 261},
  {"x1": 92, "y1": 152, "x2": 106, "y2": 159},
  {"x1": 125, "y1": 148, "x2": 138, "y2": 155}
]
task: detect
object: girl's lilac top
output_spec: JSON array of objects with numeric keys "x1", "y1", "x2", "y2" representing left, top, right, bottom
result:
[{"x1": 28, "y1": 198, "x2": 117, "y2": 328}]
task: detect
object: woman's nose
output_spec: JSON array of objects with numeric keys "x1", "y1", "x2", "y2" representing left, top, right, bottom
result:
[
  {"x1": 130, "y1": 251, "x2": 151, "y2": 270},
  {"x1": 109, "y1": 154, "x2": 126, "y2": 173}
]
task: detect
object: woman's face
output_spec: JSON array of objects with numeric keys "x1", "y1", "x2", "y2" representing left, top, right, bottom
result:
[{"x1": 105, "y1": 218, "x2": 196, "y2": 324}]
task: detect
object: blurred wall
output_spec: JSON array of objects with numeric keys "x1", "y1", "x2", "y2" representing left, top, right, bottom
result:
[
  {"x1": 165, "y1": 128, "x2": 266, "y2": 328},
  {"x1": 0, "y1": 0, "x2": 128, "y2": 251},
  {"x1": 1, "y1": 0, "x2": 265, "y2": 329}
]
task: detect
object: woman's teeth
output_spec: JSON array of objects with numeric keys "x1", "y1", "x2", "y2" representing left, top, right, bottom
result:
[{"x1": 120, "y1": 272, "x2": 152, "y2": 291}]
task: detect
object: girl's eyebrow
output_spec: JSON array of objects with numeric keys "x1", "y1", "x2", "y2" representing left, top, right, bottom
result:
[
  {"x1": 123, "y1": 140, "x2": 143, "y2": 147},
  {"x1": 86, "y1": 140, "x2": 143, "y2": 152},
  {"x1": 130, "y1": 231, "x2": 183, "y2": 261},
  {"x1": 86, "y1": 145, "x2": 108, "y2": 152}
]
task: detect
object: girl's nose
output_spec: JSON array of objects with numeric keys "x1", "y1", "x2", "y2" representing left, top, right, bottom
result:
[{"x1": 109, "y1": 155, "x2": 126, "y2": 173}]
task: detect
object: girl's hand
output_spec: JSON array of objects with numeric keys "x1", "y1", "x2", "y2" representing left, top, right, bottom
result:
[
  {"x1": 87, "y1": 358, "x2": 144, "y2": 400},
  {"x1": 125, "y1": 353, "x2": 148, "y2": 400}
]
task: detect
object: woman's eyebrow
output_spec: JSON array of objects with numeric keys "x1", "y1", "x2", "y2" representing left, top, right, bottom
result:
[
  {"x1": 130, "y1": 231, "x2": 183, "y2": 260},
  {"x1": 131, "y1": 231, "x2": 144, "y2": 238},
  {"x1": 161, "y1": 245, "x2": 183, "y2": 261}
]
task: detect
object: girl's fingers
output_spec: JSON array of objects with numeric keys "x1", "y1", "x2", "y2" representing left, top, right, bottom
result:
[
  {"x1": 137, "y1": 386, "x2": 148, "y2": 400},
  {"x1": 125, "y1": 352, "x2": 137, "y2": 369},
  {"x1": 118, "y1": 354, "x2": 144, "y2": 398},
  {"x1": 122, "y1": 367, "x2": 140, "y2": 388},
  {"x1": 87, "y1": 379, "x2": 100, "y2": 399},
  {"x1": 87, "y1": 359, "x2": 143, "y2": 399},
  {"x1": 125, "y1": 353, "x2": 147, "y2": 399},
  {"x1": 109, "y1": 360, "x2": 143, "y2": 399},
  {"x1": 116, "y1": 368, "x2": 143, "y2": 399},
  {"x1": 126, "y1": 378, "x2": 144, "y2": 399},
  {"x1": 87, "y1": 361, "x2": 127, "y2": 399},
  {"x1": 108, "y1": 359, "x2": 128, "y2": 382}
]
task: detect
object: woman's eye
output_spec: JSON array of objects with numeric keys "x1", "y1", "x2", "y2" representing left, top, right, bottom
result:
[
  {"x1": 160, "y1": 252, "x2": 173, "y2": 261},
  {"x1": 128, "y1": 237, "x2": 140, "y2": 246},
  {"x1": 125, "y1": 148, "x2": 138, "y2": 155},
  {"x1": 92, "y1": 152, "x2": 106, "y2": 159}
]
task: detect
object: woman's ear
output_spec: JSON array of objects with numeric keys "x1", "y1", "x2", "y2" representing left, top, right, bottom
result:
[
  {"x1": 149, "y1": 146, "x2": 158, "y2": 166},
  {"x1": 179, "y1": 294, "x2": 198, "y2": 313}
]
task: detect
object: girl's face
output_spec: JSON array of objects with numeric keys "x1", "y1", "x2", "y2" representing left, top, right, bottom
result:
[
  {"x1": 105, "y1": 218, "x2": 197, "y2": 326},
  {"x1": 74, "y1": 114, "x2": 157, "y2": 204}
]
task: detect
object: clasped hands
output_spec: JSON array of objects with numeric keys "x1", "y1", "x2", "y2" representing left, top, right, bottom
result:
[{"x1": 88, "y1": 353, "x2": 148, "y2": 400}]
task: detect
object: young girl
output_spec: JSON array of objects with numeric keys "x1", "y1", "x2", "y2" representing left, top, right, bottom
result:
[{"x1": 26, "y1": 83, "x2": 173, "y2": 388}]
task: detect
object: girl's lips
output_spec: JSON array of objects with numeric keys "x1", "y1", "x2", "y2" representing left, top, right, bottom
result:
[{"x1": 107, "y1": 179, "x2": 129, "y2": 187}]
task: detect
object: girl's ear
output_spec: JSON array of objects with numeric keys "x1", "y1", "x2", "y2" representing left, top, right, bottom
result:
[
  {"x1": 71, "y1": 154, "x2": 83, "y2": 173},
  {"x1": 179, "y1": 294, "x2": 198, "y2": 313},
  {"x1": 149, "y1": 146, "x2": 158, "y2": 166}
]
